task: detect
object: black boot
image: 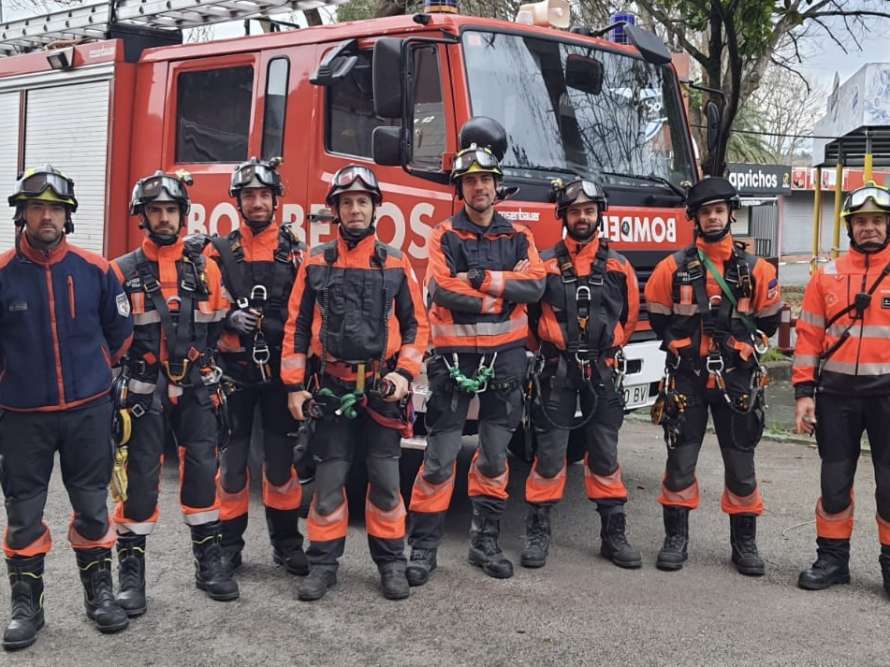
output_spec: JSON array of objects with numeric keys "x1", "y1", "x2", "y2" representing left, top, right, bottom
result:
[
  {"x1": 405, "y1": 548, "x2": 437, "y2": 587},
  {"x1": 3, "y1": 556, "x2": 45, "y2": 651},
  {"x1": 880, "y1": 545, "x2": 890, "y2": 596},
  {"x1": 272, "y1": 540, "x2": 309, "y2": 577},
  {"x1": 598, "y1": 505, "x2": 642, "y2": 569},
  {"x1": 730, "y1": 514, "x2": 765, "y2": 576},
  {"x1": 468, "y1": 503, "x2": 514, "y2": 579},
  {"x1": 116, "y1": 534, "x2": 147, "y2": 617},
  {"x1": 656, "y1": 506, "x2": 689, "y2": 571},
  {"x1": 379, "y1": 562, "x2": 410, "y2": 600},
  {"x1": 76, "y1": 548, "x2": 129, "y2": 634},
  {"x1": 798, "y1": 538, "x2": 851, "y2": 590},
  {"x1": 297, "y1": 567, "x2": 337, "y2": 602},
  {"x1": 221, "y1": 515, "x2": 246, "y2": 577},
  {"x1": 520, "y1": 504, "x2": 551, "y2": 569},
  {"x1": 191, "y1": 522, "x2": 240, "y2": 602}
]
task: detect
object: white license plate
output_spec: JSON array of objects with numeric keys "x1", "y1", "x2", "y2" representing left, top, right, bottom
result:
[{"x1": 623, "y1": 383, "x2": 649, "y2": 408}]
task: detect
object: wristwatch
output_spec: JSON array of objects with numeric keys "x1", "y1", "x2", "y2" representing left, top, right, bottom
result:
[{"x1": 467, "y1": 267, "x2": 486, "y2": 289}]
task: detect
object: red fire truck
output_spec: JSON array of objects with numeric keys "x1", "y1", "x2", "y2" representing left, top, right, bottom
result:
[{"x1": 0, "y1": 0, "x2": 698, "y2": 447}]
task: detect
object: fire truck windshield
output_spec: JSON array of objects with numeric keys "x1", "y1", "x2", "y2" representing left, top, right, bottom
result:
[{"x1": 462, "y1": 30, "x2": 695, "y2": 191}]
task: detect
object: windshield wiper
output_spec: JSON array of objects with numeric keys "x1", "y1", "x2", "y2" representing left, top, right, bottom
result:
[
  {"x1": 507, "y1": 164, "x2": 581, "y2": 178},
  {"x1": 599, "y1": 171, "x2": 686, "y2": 199}
]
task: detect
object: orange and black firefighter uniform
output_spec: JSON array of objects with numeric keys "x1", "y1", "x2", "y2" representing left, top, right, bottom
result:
[
  {"x1": 282, "y1": 165, "x2": 429, "y2": 601},
  {"x1": 524, "y1": 178, "x2": 641, "y2": 569},
  {"x1": 794, "y1": 183, "x2": 890, "y2": 594},
  {"x1": 110, "y1": 171, "x2": 238, "y2": 612},
  {"x1": 645, "y1": 176, "x2": 782, "y2": 575},
  {"x1": 405, "y1": 118, "x2": 546, "y2": 585},
  {"x1": 1, "y1": 166, "x2": 134, "y2": 650},
  {"x1": 204, "y1": 158, "x2": 307, "y2": 576}
]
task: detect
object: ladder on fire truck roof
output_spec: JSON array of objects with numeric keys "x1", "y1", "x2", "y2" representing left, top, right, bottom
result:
[{"x1": 0, "y1": 0, "x2": 345, "y2": 56}]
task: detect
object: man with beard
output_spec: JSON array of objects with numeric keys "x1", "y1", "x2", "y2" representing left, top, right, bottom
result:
[
  {"x1": 794, "y1": 183, "x2": 890, "y2": 595},
  {"x1": 111, "y1": 171, "x2": 237, "y2": 613},
  {"x1": 522, "y1": 178, "x2": 641, "y2": 570},
  {"x1": 206, "y1": 158, "x2": 307, "y2": 577},
  {"x1": 404, "y1": 117, "x2": 545, "y2": 586}
]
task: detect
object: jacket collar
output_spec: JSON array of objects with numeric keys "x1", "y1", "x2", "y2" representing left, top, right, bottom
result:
[
  {"x1": 696, "y1": 234, "x2": 734, "y2": 263},
  {"x1": 141, "y1": 235, "x2": 185, "y2": 262},
  {"x1": 452, "y1": 207, "x2": 515, "y2": 236},
  {"x1": 18, "y1": 231, "x2": 69, "y2": 266},
  {"x1": 563, "y1": 236, "x2": 602, "y2": 260},
  {"x1": 844, "y1": 242, "x2": 890, "y2": 271},
  {"x1": 336, "y1": 228, "x2": 377, "y2": 255}
]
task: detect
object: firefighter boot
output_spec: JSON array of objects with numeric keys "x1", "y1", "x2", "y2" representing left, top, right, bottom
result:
[
  {"x1": 191, "y1": 522, "x2": 240, "y2": 602},
  {"x1": 267, "y1": 508, "x2": 309, "y2": 576},
  {"x1": 656, "y1": 506, "x2": 689, "y2": 571},
  {"x1": 297, "y1": 567, "x2": 337, "y2": 602},
  {"x1": 468, "y1": 503, "x2": 514, "y2": 579},
  {"x1": 273, "y1": 540, "x2": 309, "y2": 577},
  {"x1": 880, "y1": 545, "x2": 890, "y2": 596},
  {"x1": 405, "y1": 548, "x2": 437, "y2": 587},
  {"x1": 220, "y1": 515, "x2": 246, "y2": 576},
  {"x1": 379, "y1": 561, "x2": 410, "y2": 601},
  {"x1": 520, "y1": 504, "x2": 551, "y2": 569},
  {"x1": 115, "y1": 534, "x2": 147, "y2": 617},
  {"x1": 75, "y1": 548, "x2": 129, "y2": 634},
  {"x1": 730, "y1": 514, "x2": 765, "y2": 576},
  {"x1": 798, "y1": 538, "x2": 851, "y2": 590},
  {"x1": 3, "y1": 556, "x2": 45, "y2": 651},
  {"x1": 598, "y1": 505, "x2": 642, "y2": 569}
]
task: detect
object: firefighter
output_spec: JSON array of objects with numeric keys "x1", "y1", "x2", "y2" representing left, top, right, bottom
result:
[
  {"x1": 404, "y1": 117, "x2": 546, "y2": 586},
  {"x1": 205, "y1": 158, "x2": 307, "y2": 577},
  {"x1": 1, "y1": 166, "x2": 134, "y2": 650},
  {"x1": 523, "y1": 178, "x2": 641, "y2": 569},
  {"x1": 110, "y1": 171, "x2": 237, "y2": 613},
  {"x1": 282, "y1": 164, "x2": 429, "y2": 602},
  {"x1": 645, "y1": 176, "x2": 782, "y2": 575},
  {"x1": 794, "y1": 183, "x2": 890, "y2": 594}
]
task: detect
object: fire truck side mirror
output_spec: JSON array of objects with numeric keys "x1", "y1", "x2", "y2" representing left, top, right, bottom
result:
[
  {"x1": 373, "y1": 37, "x2": 405, "y2": 119},
  {"x1": 705, "y1": 100, "x2": 722, "y2": 156},
  {"x1": 623, "y1": 24, "x2": 672, "y2": 66},
  {"x1": 565, "y1": 54, "x2": 603, "y2": 96},
  {"x1": 373, "y1": 126, "x2": 402, "y2": 167}
]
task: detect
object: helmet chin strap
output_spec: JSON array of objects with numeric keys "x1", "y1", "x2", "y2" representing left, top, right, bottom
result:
[
  {"x1": 245, "y1": 217, "x2": 273, "y2": 232},
  {"x1": 142, "y1": 216, "x2": 180, "y2": 246},
  {"x1": 696, "y1": 220, "x2": 732, "y2": 243}
]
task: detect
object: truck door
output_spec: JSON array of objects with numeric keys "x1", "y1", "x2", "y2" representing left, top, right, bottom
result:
[{"x1": 307, "y1": 39, "x2": 456, "y2": 275}]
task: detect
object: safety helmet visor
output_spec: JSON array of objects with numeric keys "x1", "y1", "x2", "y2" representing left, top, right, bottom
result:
[
  {"x1": 11, "y1": 171, "x2": 76, "y2": 208},
  {"x1": 557, "y1": 179, "x2": 605, "y2": 210},
  {"x1": 231, "y1": 162, "x2": 282, "y2": 192},
  {"x1": 453, "y1": 148, "x2": 499, "y2": 175},
  {"x1": 136, "y1": 175, "x2": 188, "y2": 205},
  {"x1": 844, "y1": 186, "x2": 890, "y2": 217},
  {"x1": 332, "y1": 165, "x2": 379, "y2": 192}
]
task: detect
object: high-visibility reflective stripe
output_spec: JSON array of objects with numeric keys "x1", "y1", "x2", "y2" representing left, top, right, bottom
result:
[
  {"x1": 68, "y1": 520, "x2": 115, "y2": 550},
  {"x1": 822, "y1": 360, "x2": 890, "y2": 375},
  {"x1": 815, "y1": 497, "x2": 854, "y2": 539},
  {"x1": 195, "y1": 310, "x2": 226, "y2": 323},
  {"x1": 823, "y1": 261, "x2": 838, "y2": 275},
  {"x1": 431, "y1": 316, "x2": 527, "y2": 340},
  {"x1": 755, "y1": 302, "x2": 784, "y2": 318},
  {"x1": 877, "y1": 514, "x2": 890, "y2": 546},
  {"x1": 281, "y1": 353, "x2": 306, "y2": 370},
  {"x1": 720, "y1": 486, "x2": 764, "y2": 516},
  {"x1": 792, "y1": 355, "x2": 819, "y2": 368},
  {"x1": 673, "y1": 303, "x2": 699, "y2": 316},
  {"x1": 467, "y1": 450, "x2": 509, "y2": 501},
  {"x1": 798, "y1": 310, "x2": 826, "y2": 327},
  {"x1": 113, "y1": 504, "x2": 160, "y2": 536},
  {"x1": 182, "y1": 509, "x2": 220, "y2": 526},
  {"x1": 826, "y1": 323, "x2": 890, "y2": 338},
  {"x1": 365, "y1": 494, "x2": 406, "y2": 540},
  {"x1": 3, "y1": 522, "x2": 52, "y2": 558},
  {"x1": 128, "y1": 378, "x2": 156, "y2": 395},
  {"x1": 583, "y1": 462, "x2": 627, "y2": 502},
  {"x1": 658, "y1": 478, "x2": 700, "y2": 509},
  {"x1": 487, "y1": 271, "x2": 505, "y2": 297},
  {"x1": 525, "y1": 461, "x2": 566, "y2": 504},
  {"x1": 133, "y1": 311, "x2": 161, "y2": 325},
  {"x1": 409, "y1": 464, "x2": 456, "y2": 513},
  {"x1": 647, "y1": 302, "x2": 672, "y2": 315},
  {"x1": 307, "y1": 493, "x2": 349, "y2": 542},
  {"x1": 262, "y1": 469, "x2": 302, "y2": 511}
]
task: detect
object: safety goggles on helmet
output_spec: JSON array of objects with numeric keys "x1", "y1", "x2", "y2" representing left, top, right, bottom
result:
[
  {"x1": 9, "y1": 168, "x2": 78, "y2": 211},
  {"x1": 332, "y1": 165, "x2": 379, "y2": 191},
  {"x1": 453, "y1": 147, "x2": 500, "y2": 174},
  {"x1": 230, "y1": 158, "x2": 283, "y2": 196},
  {"x1": 843, "y1": 185, "x2": 890, "y2": 217},
  {"x1": 130, "y1": 173, "x2": 190, "y2": 215},
  {"x1": 556, "y1": 179, "x2": 607, "y2": 211}
]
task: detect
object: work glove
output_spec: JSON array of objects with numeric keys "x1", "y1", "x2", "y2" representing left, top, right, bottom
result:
[
  {"x1": 381, "y1": 371, "x2": 410, "y2": 402},
  {"x1": 226, "y1": 307, "x2": 260, "y2": 335}
]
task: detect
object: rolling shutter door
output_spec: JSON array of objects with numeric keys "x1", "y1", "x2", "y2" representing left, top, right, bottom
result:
[
  {"x1": 0, "y1": 93, "x2": 20, "y2": 253},
  {"x1": 24, "y1": 80, "x2": 110, "y2": 255}
]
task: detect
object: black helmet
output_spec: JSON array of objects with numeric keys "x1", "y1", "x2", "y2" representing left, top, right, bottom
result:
[
  {"x1": 230, "y1": 157, "x2": 284, "y2": 198},
  {"x1": 130, "y1": 170, "x2": 192, "y2": 216},
  {"x1": 554, "y1": 178, "x2": 607, "y2": 219},
  {"x1": 686, "y1": 176, "x2": 739, "y2": 242},
  {"x1": 325, "y1": 165, "x2": 382, "y2": 208},
  {"x1": 458, "y1": 116, "x2": 508, "y2": 161}
]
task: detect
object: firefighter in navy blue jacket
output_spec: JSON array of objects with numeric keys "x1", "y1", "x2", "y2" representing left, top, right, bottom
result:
[{"x1": 0, "y1": 166, "x2": 134, "y2": 651}]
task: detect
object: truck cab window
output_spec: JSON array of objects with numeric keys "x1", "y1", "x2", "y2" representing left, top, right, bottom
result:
[
  {"x1": 262, "y1": 58, "x2": 290, "y2": 160},
  {"x1": 176, "y1": 65, "x2": 253, "y2": 163}
]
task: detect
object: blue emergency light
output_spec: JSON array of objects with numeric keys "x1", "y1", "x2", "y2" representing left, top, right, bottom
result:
[{"x1": 610, "y1": 11, "x2": 636, "y2": 44}]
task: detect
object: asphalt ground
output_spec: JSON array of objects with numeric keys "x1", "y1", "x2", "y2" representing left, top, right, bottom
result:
[{"x1": 2, "y1": 419, "x2": 889, "y2": 666}]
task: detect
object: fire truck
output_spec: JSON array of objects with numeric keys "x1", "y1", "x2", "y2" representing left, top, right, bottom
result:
[{"x1": 0, "y1": 0, "x2": 698, "y2": 451}]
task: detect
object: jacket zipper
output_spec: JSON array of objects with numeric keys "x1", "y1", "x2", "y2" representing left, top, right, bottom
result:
[
  {"x1": 45, "y1": 268, "x2": 66, "y2": 405},
  {"x1": 67, "y1": 275, "x2": 76, "y2": 319}
]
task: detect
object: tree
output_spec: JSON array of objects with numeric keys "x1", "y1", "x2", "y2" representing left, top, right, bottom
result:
[{"x1": 616, "y1": 0, "x2": 890, "y2": 175}]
